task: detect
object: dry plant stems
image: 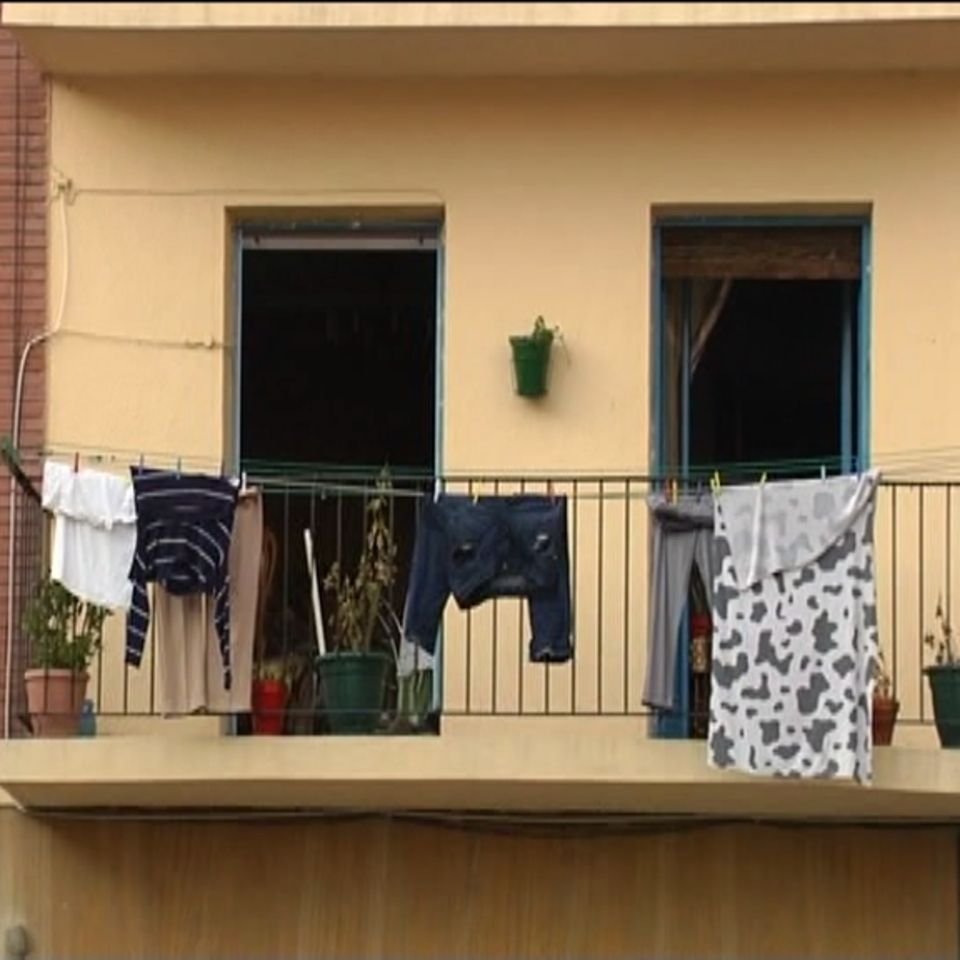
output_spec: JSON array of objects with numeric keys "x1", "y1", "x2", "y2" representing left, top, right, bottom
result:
[
  {"x1": 924, "y1": 595, "x2": 958, "y2": 666},
  {"x1": 323, "y1": 472, "x2": 398, "y2": 655},
  {"x1": 874, "y1": 647, "x2": 893, "y2": 700}
]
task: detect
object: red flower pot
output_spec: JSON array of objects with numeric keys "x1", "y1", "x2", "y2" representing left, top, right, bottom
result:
[
  {"x1": 251, "y1": 679, "x2": 288, "y2": 736},
  {"x1": 691, "y1": 614, "x2": 712, "y2": 639}
]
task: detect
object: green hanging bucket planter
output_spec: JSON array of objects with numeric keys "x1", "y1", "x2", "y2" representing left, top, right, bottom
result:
[{"x1": 510, "y1": 315, "x2": 559, "y2": 399}]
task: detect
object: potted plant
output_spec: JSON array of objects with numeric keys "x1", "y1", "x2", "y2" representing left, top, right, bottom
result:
[
  {"x1": 22, "y1": 573, "x2": 109, "y2": 738},
  {"x1": 317, "y1": 476, "x2": 398, "y2": 734},
  {"x1": 923, "y1": 596, "x2": 960, "y2": 748},
  {"x1": 872, "y1": 646, "x2": 899, "y2": 746},
  {"x1": 509, "y1": 315, "x2": 561, "y2": 398},
  {"x1": 251, "y1": 657, "x2": 290, "y2": 736}
]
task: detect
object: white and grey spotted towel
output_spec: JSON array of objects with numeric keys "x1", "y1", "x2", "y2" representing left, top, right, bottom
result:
[{"x1": 708, "y1": 470, "x2": 881, "y2": 784}]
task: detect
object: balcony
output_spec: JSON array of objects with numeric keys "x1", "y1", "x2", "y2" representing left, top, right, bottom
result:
[
  {"x1": 3, "y1": 458, "x2": 960, "y2": 816},
  {"x1": 7, "y1": 2, "x2": 960, "y2": 78}
]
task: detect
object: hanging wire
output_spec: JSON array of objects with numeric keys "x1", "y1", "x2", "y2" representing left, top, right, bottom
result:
[{"x1": 23, "y1": 444, "x2": 960, "y2": 484}]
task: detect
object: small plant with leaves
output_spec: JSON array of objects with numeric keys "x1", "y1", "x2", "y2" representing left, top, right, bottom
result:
[
  {"x1": 527, "y1": 315, "x2": 561, "y2": 346},
  {"x1": 255, "y1": 657, "x2": 291, "y2": 684},
  {"x1": 924, "y1": 595, "x2": 958, "y2": 666},
  {"x1": 874, "y1": 647, "x2": 894, "y2": 699},
  {"x1": 23, "y1": 573, "x2": 110, "y2": 673},
  {"x1": 323, "y1": 472, "x2": 399, "y2": 654}
]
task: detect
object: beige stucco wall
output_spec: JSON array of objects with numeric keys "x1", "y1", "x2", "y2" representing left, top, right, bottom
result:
[
  {"x1": 47, "y1": 71, "x2": 960, "y2": 469},
  {"x1": 41, "y1": 71, "x2": 960, "y2": 750}
]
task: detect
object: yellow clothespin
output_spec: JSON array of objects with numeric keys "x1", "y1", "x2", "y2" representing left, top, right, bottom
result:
[
  {"x1": 760, "y1": 471, "x2": 767, "y2": 485},
  {"x1": 670, "y1": 478, "x2": 678, "y2": 504},
  {"x1": 710, "y1": 470, "x2": 721, "y2": 494}
]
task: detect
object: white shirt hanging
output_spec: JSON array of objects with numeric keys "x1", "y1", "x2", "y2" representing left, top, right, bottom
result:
[{"x1": 42, "y1": 460, "x2": 138, "y2": 611}]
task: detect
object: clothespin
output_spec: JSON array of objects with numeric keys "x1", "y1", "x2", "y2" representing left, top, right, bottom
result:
[
  {"x1": 820, "y1": 464, "x2": 827, "y2": 480},
  {"x1": 138, "y1": 453, "x2": 145, "y2": 470},
  {"x1": 547, "y1": 479, "x2": 556, "y2": 502},
  {"x1": 176, "y1": 457, "x2": 182, "y2": 477},
  {"x1": 710, "y1": 470, "x2": 721, "y2": 494},
  {"x1": 433, "y1": 477, "x2": 441, "y2": 504},
  {"x1": 241, "y1": 470, "x2": 248, "y2": 493},
  {"x1": 72, "y1": 451, "x2": 79, "y2": 473},
  {"x1": 473, "y1": 480, "x2": 482, "y2": 505},
  {"x1": 760, "y1": 471, "x2": 767, "y2": 486},
  {"x1": 670, "y1": 478, "x2": 678, "y2": 504}
]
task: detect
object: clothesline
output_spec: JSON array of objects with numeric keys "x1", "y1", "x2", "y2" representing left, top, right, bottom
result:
[{"x1": 7, "y1": 441, "x2": 960, "y2": 495}]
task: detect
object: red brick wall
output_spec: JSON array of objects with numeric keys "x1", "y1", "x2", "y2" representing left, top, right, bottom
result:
[{"x1": 0, "y1": 23, "x2": 48, "y2": 735}]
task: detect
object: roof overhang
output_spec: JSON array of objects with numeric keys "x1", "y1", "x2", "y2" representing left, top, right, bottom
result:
[{"x1": 6, "y1": 3, "x2": 960, "y2": 77}]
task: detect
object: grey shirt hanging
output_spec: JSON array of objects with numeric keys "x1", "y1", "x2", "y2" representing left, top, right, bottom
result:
[{"x1": 644, "y1": 492, "x2": 715, "y2": 712}]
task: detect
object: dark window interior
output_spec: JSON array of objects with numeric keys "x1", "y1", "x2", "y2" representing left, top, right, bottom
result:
[
  {"x1": 241, "y1": 249, "x2": 437, "y2": 468},
  {"x1": 689, "y1": 279, "x2": 858, "y2": 481}
]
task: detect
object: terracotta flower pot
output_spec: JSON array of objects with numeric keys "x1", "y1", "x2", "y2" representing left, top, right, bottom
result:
[
  {"x1": 872, "y1": 695, "x2": 900, "y2": 747},
  {"x1": 24, "y1": 668, "x2": 89, "y2": 738}
]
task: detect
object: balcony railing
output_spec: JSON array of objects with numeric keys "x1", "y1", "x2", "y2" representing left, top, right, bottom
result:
[{"x1": 1, "y1": 455, "x2": 957, "y2": 744}]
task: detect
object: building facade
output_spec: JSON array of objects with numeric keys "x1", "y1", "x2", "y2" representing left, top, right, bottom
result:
[{"x1": 0, "y1": 4, "x2": 959, "y2": 956}]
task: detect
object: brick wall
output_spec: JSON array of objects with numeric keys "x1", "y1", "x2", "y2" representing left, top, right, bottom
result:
[{"x1": 0, "y1": 22, "x2": 48, "y2": 735}]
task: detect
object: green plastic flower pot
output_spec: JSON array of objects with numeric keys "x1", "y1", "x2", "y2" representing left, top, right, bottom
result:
[
  {"x1": 924, "y1": 664, "x2": 960, "y2": 748},
  {"x1": 316, "y1": 650, "x2": 390, "y2": 735},
  {"x1": 510, "y1": 334, "x2": 553, "y2": 398}
]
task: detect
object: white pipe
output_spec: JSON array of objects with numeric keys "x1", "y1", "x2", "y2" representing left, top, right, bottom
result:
[
  {"x1": 303, "y1": 528, "x2": 326, "y2": 657},
  {"x1": 4, "y1": 189, "x2": 69, "y2": 739}
]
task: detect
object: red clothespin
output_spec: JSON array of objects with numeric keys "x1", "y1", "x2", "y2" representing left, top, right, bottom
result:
[{"x1": 72, "y1": 451, "x2": 79, "y2": 473}]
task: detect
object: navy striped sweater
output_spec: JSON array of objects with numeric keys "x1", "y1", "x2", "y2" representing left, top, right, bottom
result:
[{"x1": 126, "y1": 467, "x2": 240, "y2": 689}]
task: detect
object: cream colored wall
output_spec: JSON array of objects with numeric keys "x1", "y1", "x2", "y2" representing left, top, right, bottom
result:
[{"x1": 45, "y1": 73, "x2": 960, "y2": 733}]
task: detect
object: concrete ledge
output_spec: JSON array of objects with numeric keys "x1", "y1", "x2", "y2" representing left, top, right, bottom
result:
[
  {"x1": 7, "y1": 9, "x2": 960, "y2": 77},
  {"x1": 1, "y1": 717, "x2": 960, "y2": 818},
  {"x1": 7, "y1": 4, "x2": 960, "y2": 32}
]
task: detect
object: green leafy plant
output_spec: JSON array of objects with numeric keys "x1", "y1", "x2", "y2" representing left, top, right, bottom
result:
[
  {"x1": 254, "y1": 657, "x2": 291, "y2": 684},
  {"x1": 323, "y1": 472, "x2": 399, "y2": 654},
  {"x1": 23, "y1": 573, "x2": 110, "y2": 672},
  {"x1": 526, "y1": 315, "x2": 561, "y2": 345},
  {"x1": 924, "y1": 595, "x2": 958, "y2": 666}
]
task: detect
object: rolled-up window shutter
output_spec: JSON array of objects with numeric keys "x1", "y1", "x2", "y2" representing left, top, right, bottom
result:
[{"x1": 660, "y1": 225, "x2": 861, "y2": 280}]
